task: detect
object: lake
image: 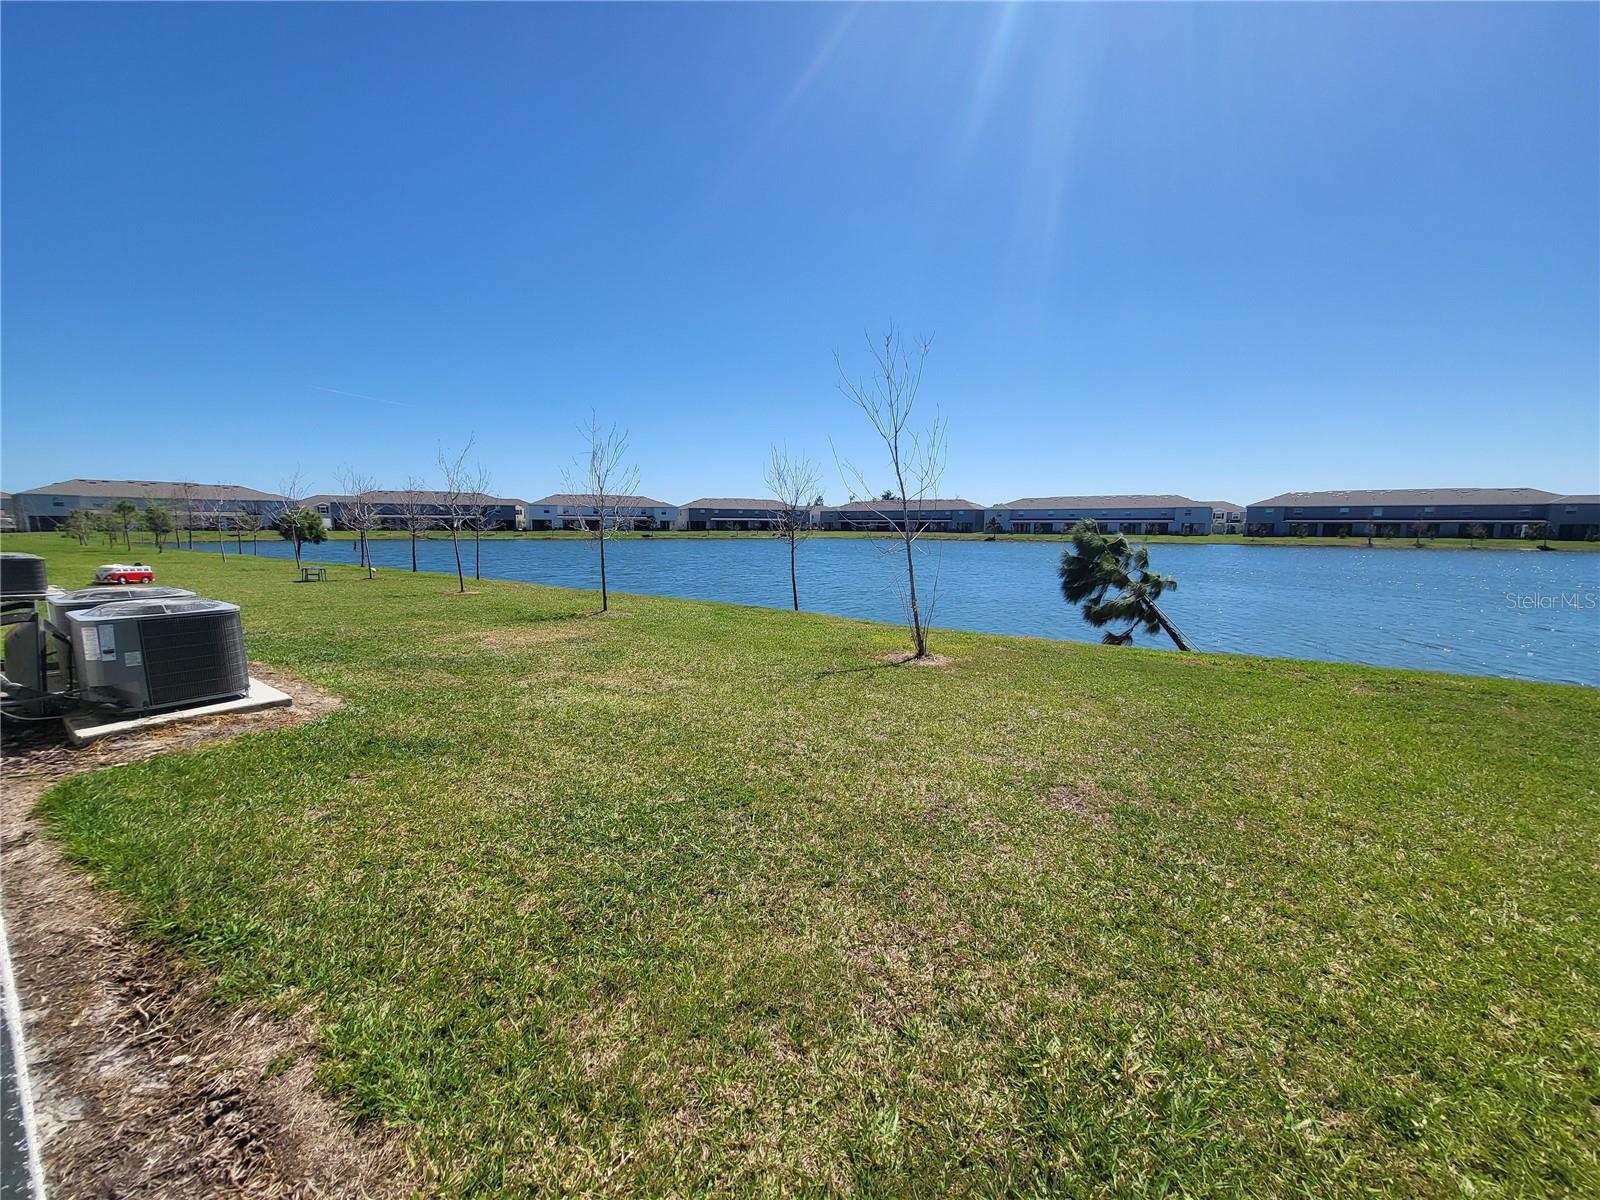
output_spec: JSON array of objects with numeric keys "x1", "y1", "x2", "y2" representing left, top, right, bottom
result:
[{"x1": 203, "y1": 535, "x2": 1600, "y2": 686}]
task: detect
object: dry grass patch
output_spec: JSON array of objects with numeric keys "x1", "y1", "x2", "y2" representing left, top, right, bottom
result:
[
  {"x1": 877, "y1": 650, "x2": 953, "y2": 667},
  {"x1": 1043, "y1": 780, "x2": 1117, "y2": 827},
  {"x1": 448, "y1": 622, "x2": 588, "y2": 651}
]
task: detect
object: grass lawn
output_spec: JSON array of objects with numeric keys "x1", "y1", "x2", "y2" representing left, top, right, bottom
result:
[{"x1": 10, "y1": 534, "x2": 1599, "y2": 1196}]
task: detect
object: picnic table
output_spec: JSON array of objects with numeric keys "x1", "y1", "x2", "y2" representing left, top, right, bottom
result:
[{"x1": 299, "y1": 565, "x2": 327, "y2": 583}]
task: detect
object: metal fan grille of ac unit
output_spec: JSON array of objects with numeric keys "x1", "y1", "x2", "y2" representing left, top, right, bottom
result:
[
  {"x1": 47, "y1": 586, "x2": 197, "y2": 628},
  {"x1": 0, "y1": 552, "x2": 49, "y2": 600},
  {"x1": 136, "y1": 613, "x2": 249, "y2": 708}
]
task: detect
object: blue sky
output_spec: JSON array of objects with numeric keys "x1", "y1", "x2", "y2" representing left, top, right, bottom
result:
[{"x1": 3, "y1": 3, "x2": 1596, "y2": 505}]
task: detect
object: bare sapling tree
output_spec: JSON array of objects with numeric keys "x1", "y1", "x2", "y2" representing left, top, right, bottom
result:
[
  {"x1": 764, "y1": 446, "x2": 822, "y2": 611},
  {"x1": 92, "y1": 506, "x2": 117, "y2": 546},
  {"x1": 279, "y1": 469, "x2": 308, "y2": 568},
  {"x1": 436, "y1": 439, "x2": 476, "y2": 593},
  {"x1": 178, "y1": 481, "x2": 199, "y2": 549},
  {"x1": 213, "y1": 506, "x2": 229, "y2": 558},
  {"x1": 565, "y1": 414, "x2": 639, "y2": 614},
  {"x1": 835, "y1": 327, "x2": 946, "y2": 659},
  {"x1": 398, "y1": 475, "x2": 431, "y2": 571},
  {"x1": 235, "y1": 509, "x2": 262, "y2": 554},
  {"x1": 464, "y1": 464, "x2": 497, "y2": 581},
  {"x1": 339, "y1": 468, "x2": 381, "y2": 580},
  {"x1": 110, "y1": 500, "x2": 138, "y2": 550}
]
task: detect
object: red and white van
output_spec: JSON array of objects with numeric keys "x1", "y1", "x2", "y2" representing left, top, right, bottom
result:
[{"x1": 93, "y1": 563, "x2": 156, "y2": 585}]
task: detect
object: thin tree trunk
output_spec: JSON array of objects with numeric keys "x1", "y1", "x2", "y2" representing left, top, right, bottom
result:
[
  {"x1": 789, "y1": 534, "x2": 799, "y2": 611},
  {"x1": 903, "y1": 532, "x2": 925, "y2": 656},
  {"x1": 411, "y1": 530, "x2": 418, "y2": 571},
  {"x1": 474, "y1": 528, "x2": 481, "y2": 580},
  {"x1": 598, "y1": 528, "x2": 609, "y2": 612},
  {"x1": 1145, "y1": 600, "x2": 1192, "y2": 652},
  {"x1": 896, "y1": 496, "x2": 926, "y2": 657},
  {"x1": 451, "y1": 527, "x2": 465, "y2": 592}
]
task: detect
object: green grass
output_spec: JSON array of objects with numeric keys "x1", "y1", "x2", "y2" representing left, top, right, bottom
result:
[{"x1": 10, "y1": 534, "x2": 1599, "y2": 1196}]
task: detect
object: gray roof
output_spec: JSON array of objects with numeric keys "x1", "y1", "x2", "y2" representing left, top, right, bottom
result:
[
  {"x1": 1002, "y1": 494, "x2": 1203, "y2": 509},
  {"x1": 1251, "y1": 487, "x2": 1559, "y2": 507},
  {"x1": 1550, "y1": 495, "x2": 1600, "y2": 505},
  {"x1": 681, "y1": 497, "x2": 783, "y2": 509},
  {"x1": 16, "y1": 478, "x2": 282, "y2": 501},
  {"x1": 529, "y1": 493, "x2": 675, "y2": 508},
  {"x1": 304, "y1": 490, "x2": 522, "y2": 507},
  {"x1": 1196, "y1": 500, "x2": 1244, "y2": 513},
  {"x1": 828, "y1": 498, "x2": 984, "y2": 512}
]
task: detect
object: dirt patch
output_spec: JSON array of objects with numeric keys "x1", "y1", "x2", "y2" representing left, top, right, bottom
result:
[
  {"x1": 2, "y1": 664, "x2": 342, "y2": 784},
  {"x1": 1043, "y1": 781, "x2": 1115, "y2": 827},
  {"x1": 876, "y1": 651, "x2": 952, "y2": 668},
  {"x1": 449, "y1": 622, "x2": 586, "y2": 651},
  {"x1": 1, "y1": 666, "x2": 415, "y2": 1197}
]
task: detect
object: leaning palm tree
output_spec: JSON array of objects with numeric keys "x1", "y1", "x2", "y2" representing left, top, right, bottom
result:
[{"x1": 1058, "y1": 519, "x2": 1192, "y2": 651}]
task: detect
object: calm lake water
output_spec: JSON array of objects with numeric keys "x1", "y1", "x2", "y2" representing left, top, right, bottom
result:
[{"x1": 210, "y1": 536, "x2": 1600, "y2": 686}]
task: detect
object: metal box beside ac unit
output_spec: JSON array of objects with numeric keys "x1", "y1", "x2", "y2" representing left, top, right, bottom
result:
[{"x1": 67, "y1": 598, "x2": 249, "y2": 714}]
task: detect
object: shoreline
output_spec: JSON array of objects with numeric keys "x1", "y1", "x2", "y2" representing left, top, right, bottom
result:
[
  {"x1": 7, "y1": 533, "x2": 1596, "y2": 688},
  {"x1": 66, "y1": 529, "x2": 1600, "y2": 553}
]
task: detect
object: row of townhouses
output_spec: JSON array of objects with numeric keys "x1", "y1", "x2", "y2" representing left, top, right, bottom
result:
[{"x1": 5, "y1": 480, "x2": 1597, "y2": 540}]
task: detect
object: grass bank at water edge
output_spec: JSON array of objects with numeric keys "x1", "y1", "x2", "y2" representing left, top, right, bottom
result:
[
  {"x1": 9, "y1": 535, "x2": 1600, "y2": 1197},
  {"x1": 63, "y1": 527, "x2": 1600, "y2": 552}
]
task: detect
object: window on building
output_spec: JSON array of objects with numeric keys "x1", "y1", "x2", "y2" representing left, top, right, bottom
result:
[{"x1": 1338, "y1": 507, "x2": 1350, "y2": 514}]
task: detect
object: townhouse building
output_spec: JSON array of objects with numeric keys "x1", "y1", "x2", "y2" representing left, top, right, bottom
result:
[
  {"x1": 997, "y1": 496, "x2": 1214, "y2": 536},
  {"x1": 677, "y1": 498, "x2": 799, "y2": 531},
  {"x1": 1546, "y1": 495, "x2": 1600, "y2": 540},
  {"x1": 11, "y1": 479, "x2": 283, "y2": 531},
  {"x1": 1204, "y1": 501, "x2": 1245, "y2": 535},
  {"x1": 818, "y1": 499, "x2": 985, "y2": 533},
  {"x1": 527, "y1": 494, "x2": 678, "y2": 531},
  {"x1": 1244, "y1": 488, "x2": 1559, "y2": 538},
  {"x1": 304, "y1": 492, "x2": 527, "y2": 531}
]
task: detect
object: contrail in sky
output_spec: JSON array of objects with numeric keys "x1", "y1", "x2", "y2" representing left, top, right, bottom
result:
[{"x1": 310, "y1": 384, "x2": 416, "y2": 408}]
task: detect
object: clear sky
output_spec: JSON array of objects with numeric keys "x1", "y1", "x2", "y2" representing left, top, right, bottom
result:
[{"x1": 3, "y1": 2, "x2": 1596, "y2": 505}]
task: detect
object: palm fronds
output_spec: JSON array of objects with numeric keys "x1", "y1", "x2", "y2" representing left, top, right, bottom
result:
[{"x1": 1058, "y1": 520, "x2": 1190, "y2": 651}]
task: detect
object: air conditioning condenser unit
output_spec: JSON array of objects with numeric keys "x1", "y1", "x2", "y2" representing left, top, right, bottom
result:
[{"x1": 68, "y1": 598, "x2": 249, "y2": 714}]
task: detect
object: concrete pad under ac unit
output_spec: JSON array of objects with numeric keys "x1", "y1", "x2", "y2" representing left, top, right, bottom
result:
[{"x1": 63, "y1": 677, "x2": 292, "y2": 747}]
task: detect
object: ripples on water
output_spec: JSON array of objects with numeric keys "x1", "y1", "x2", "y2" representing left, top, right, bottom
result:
[{"x1": 210, "y1": 536, "x2": 1599, "y2": 685}]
